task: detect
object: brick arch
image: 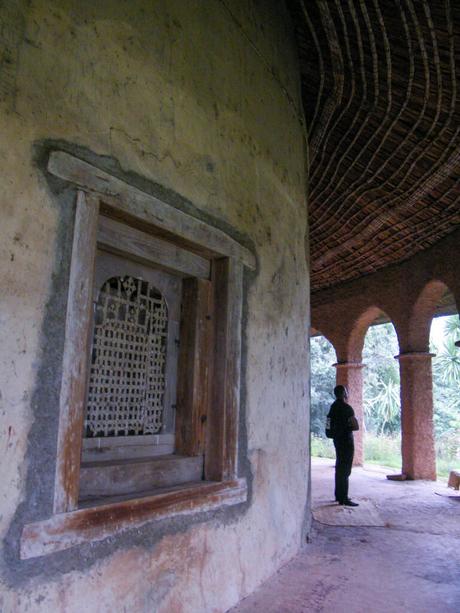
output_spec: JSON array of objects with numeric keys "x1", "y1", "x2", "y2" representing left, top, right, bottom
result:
[
  {"x1": 310, "y1": 312, "x2": 344, "y2": 360},
  {"x1": 346, "y1": 306, "x2": 400, "y2": 363},
  {"x1": 310, "y1": 326, "x2": 339, "y2": 362},
  {"x1": 406, "y1": 280, "x2": 458, "y2": 352}
]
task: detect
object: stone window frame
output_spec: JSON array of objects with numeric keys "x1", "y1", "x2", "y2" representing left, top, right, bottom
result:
[{"x1": 20, "y1": 151, "x2": 255, "y2": 559}]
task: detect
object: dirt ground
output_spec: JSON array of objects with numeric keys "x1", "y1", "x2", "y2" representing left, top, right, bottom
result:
[{"x1": 231, "y1": 458, "x2": 460, "y2": 612}]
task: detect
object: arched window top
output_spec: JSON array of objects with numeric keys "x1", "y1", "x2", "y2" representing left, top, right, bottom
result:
[{"x1": 85, "y1": 275, "x2": 168, "y2": 437}]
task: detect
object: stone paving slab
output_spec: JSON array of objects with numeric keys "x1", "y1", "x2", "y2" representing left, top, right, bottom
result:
[
  {"x1": 230, "y1": 458, "x2": 460, "y2": 613},
  {"x1": 231, "y1": 524, "x2": 459, "y2": 613}
]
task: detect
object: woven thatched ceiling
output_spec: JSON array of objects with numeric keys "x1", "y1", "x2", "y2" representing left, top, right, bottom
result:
[{"x1": 288, "y1": 0, "x2": 460, "y2": 293}]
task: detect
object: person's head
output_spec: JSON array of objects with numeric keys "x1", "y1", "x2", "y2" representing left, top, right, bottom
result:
[{"x1": 334, "y1": 385, "x2": 348, "y2": 401}]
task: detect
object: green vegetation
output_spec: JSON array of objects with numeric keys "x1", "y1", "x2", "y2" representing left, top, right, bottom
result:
[
  {"x1": 362, "y1": 433, "x2": 402, "y2": 469},
  {"x1": 311, "y1": 433, "x2": 403, "y2": 470},
  {"x1": 311, "y1": 433, "x2": 456, "y2": 478},
  {"x1": 363, "y1": 323, "x2": 400, "y2": 435},
  {"x1": 310, "y1": 315, "x2": 460, "y2": 478},
  {"x1": 310, "y1": 434, "x2": 334, "y2": 459},
  {"x1": 431, "y1": 316, "x2": 460, "y2": 448}
]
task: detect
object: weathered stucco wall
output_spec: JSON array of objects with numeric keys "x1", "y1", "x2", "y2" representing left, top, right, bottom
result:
[{"x1": 0, "y1": 1, "x2": 309, "y2": 611}]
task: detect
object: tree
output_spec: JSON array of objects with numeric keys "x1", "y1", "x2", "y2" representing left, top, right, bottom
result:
[
  {"x1": 310, "y1": 315, "x2": 459, "y2": 473},
  {"x1": 310, "y1": 336, "x2": 336, "y2": 436},
  {"x1": 431, "y1": 315, "x2": 460, "y2": 441},
  {"x1": 365, "y1": 369, "x2": 400, "y2": 434},
  {"x1": 433, "y1": 316, "x2": 460, "y2": 386},
  {"x1": 363, "y1": 322, "x2": 401, "y2": 434},
  {"x1": 311, "y1": 315, "x2": 459, "y2": 450}
]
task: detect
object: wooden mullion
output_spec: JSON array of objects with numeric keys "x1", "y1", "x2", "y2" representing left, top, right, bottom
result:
[
  {"x1": 53, "y1": 191, "x2": 99, "y2": 513},
  {"x1": 195, "y1": 278, "x2": 213, "y2": 455},
  {"x1": 175, "y1": 278, "x2": 213, "y2": 456},
  {"x1": 223, "y1": 259, "x2": 243, "y2": 479},
  {"x1": 205, "y1": 258, "x2": 243, "y2": 481}
]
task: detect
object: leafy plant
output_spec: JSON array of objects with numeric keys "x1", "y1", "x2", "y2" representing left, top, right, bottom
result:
[
  {"x1": 444, "y1": 315, "x2": 460, "y2": 337},
  {"x1": 434, "y1": 337, "x2": 460, "y2": 386},
  {"x1": 431, "y1": 315, "x2": 460, "y2": 457},
  {"x1": 365, "y1": 374, "x2": 400, "y2": 435},
  {"x1": 310, "y1": 335, "x2": 336, "y2": 436},
  {"x1": 363, "y1": 323, "x2": 401, "y2": 435},
  {"x1": 310, "y1": 434, "x2": 335, "y2": 459}
]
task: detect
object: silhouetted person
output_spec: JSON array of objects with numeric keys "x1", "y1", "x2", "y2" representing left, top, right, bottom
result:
[{"x1": 327, "y1": 385, "x2": 359, "y2": 507}]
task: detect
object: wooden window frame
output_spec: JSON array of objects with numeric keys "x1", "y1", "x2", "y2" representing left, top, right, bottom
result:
[{"x1": 20, "y1": 151, "x2": 255, "y2": 559}]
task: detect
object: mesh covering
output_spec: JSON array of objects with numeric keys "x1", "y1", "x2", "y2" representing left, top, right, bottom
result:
[{"x1": 85, "y1": 275, "x2": 168, "y2": 437}]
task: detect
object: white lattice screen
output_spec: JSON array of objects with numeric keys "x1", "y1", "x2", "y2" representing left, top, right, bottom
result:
[{"x1": 85, "y1": 275, "x2": 168, "y2": 437}]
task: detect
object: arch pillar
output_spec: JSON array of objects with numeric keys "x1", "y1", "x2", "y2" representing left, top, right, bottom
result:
[
  {"x1": 333, "y1": 362, "x2": 365, "y2": 466},
  {"x1": 395, "y1": 352, "x2": 436, "y2": 480}
]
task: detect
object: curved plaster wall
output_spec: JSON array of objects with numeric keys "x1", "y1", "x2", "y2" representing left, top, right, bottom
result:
[{"x1": 0, "y1": 2, "x2": 310, "y2": 611}]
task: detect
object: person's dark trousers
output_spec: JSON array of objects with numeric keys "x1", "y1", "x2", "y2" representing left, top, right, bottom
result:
[{"x1": 333, "y1": 438, "x2": 354, "y2": 502}]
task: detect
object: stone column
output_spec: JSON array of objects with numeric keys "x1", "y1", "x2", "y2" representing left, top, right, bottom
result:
[
  {"x1": 395, "y1": 352, "x2": 436, "y2": 480},
  {"x1": 333, "y1": 362, "x2": 365, "y2": 466}
]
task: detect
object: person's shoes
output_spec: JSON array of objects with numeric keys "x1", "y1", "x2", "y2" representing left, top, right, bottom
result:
[{"x1": 341, "y1": 499, "x2": 359, "y2": 507}]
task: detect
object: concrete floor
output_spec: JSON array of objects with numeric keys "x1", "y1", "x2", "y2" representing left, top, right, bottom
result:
[{"x1": 231, "y1": 458, "x2": 460, "y2": 613}]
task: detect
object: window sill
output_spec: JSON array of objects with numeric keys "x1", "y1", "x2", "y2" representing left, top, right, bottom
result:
[
  {"x1": 20, "y1": 478, "x2": 247, "y2": 559},
  {"x1": 79, "y1": 454, "x2": 204, "y2": 499}
]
